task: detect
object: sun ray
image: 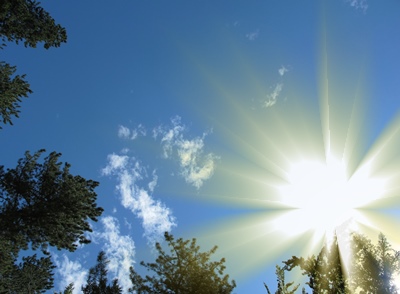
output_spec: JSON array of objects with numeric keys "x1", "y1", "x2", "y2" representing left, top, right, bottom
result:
[{"x1": 173, "y1": 7, "x2": 400, "y2": 284}]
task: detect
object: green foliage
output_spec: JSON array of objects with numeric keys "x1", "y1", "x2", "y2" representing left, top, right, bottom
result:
[
  {"x1": 350, "y1": 233, "x2": 400, "y2": 293},
  {"x1": 267, "y1": 233, "x2": 400, "y2": 294},
  {"x1": 129, "y1": 232, "x2": 236, "y2": 294},
  {"x1": 283, "y1": 235, "x2": 349, "y2": 294},
  {"x1": 264, "y1": 265, "x2": 299, "y2": 294},
  {"x1": 0, "y1": 0, "x2": 67, "y2": 127},
  {"x1": 0, "y1": 251, "x2": 55, "y2": 294},
  {"x1": 0, "y1": 150, "x2": 104, "y2": 292},
  {"x1": 54, "y1": 283, "x2": 74, "y2": 294},
  {"x1": 0, "y1": 62, "x2": 32, "y2": 128},
  {"x1": 0, "y1": 0, "x2": 67, "y2": 49},
  {"x1": 82, "y1": 251, "x2": 122, "y2": 294},
  {"x1": 0, "y1": 149, "x2": 104, "y2": 252}
]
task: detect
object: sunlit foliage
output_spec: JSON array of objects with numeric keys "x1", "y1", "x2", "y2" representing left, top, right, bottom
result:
[{"x1": 129, "y1": 232, "x2": 236, "y2": 294}]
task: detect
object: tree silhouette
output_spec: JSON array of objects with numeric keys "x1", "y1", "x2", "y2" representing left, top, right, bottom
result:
[
  {"x1": 350, "y1": 233, "x2": 400, "y2": 293},
  {"x1": 265, "y1": 265, "x2": 300, "y2": 294},
  {"x1": 0, "y1": 150, "x2": 103, "y2": 293},
  {"x1": 0, "y1": 0, "x2": 67, "y2": 128},
  {"x1": 267, "y1": 233, "x2": 400, "y2": 294},
  {"x1": 283, "y1": 235, "x2": 348, "y2": 293},
  {"x1": 82, "y1": 251, "x2": 122, "y2": 294},
  {"x1": 129, "y1": 232, "x2": 236, "y2": 294}
]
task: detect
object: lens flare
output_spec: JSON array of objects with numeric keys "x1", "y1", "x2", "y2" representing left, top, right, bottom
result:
[{"x1": 178, "y1": 14, "x2": 400, "y2": 284}]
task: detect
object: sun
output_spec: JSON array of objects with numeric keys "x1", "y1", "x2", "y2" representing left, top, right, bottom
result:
[
  {"x1": 185, "y1": 15, "x2": 400, "y2": 283},
  {"x1": 276, "y1": 154, "x2": 386, "y2": 243}
]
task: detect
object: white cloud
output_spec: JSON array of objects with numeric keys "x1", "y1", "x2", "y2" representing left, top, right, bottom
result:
[
  {"x1": 97, "y1": 216, "x2": 136, "y2": 292},
  {"x1": 153, "y1": 116, "x2": 185, "y2": 158},
  {"x1": 263, "y1": 83, "x2": 283, "y2": 108},
  {"x1": 118, "y1": 124, "x2": 147, "y2": 140},
  {"x1": 154, "y1": 117, "x2": 218, "y2": 189},
  {"x1": 102, "y1": 153, "x2": 129, "y2": 176},
  {"x1": 118, "y1": 125, "x2": 131, "y2": 139},
  {"x1": 54, "y1": 216, "x2": 136, "y2": 293},
  {"x1": 103, "y1": 154, "x2": 176, "y2": 245},
  {"x1": 53, "y1": 255, "x2": 87, "y2": 294},
  {"x1": 278, "y1": 66, "x2": 289, "y2": 77},
  {"x1": 246, "y1": 29, "x2": 259, "y2": 41},
  {"x1": 345, "y1": 0, "x2": 368, "y2": 13}
]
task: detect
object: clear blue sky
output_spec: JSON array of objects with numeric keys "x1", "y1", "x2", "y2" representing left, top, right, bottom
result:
[{"x1": 2, "y1": 0, "x2": 400, "y2": 292}]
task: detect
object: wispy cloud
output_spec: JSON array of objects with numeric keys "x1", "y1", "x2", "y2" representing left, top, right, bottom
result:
[
  {"x1": 153, "y1": 116, "x2": 218, "y2": 189},
  {"x1": 118, "y1": 124, "x2": 146, "y2": 140},
  {"x1": 53, "y1": 255, "x2": 87, "y2": 294},
  {"x1": 94, "y1": 216, "x2": 136, "y2": 292},
  {"x1": 246, "y1": 29, "x2": 259, "y2": 41},
  {"x1": 263, "y1": 83, "x2": 283, "y2": 108},
  {"x1": 102, "y1": 154, "x2": 176, "y2": 245},
  {"x1": 278, "y1": 66, "x2": 289, "y2": 77},
  {"x1": 345, "y1": 0, "x2": 368, "y2": 13}
]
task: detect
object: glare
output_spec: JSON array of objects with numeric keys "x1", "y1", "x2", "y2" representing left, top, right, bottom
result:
[{"x1": 276, "y1": 154, "x2": 386, "y2": 243}]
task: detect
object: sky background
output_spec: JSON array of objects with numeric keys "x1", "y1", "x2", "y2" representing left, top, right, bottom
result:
[{"x1": 2, "y1": 0, "x2": 400, "y2": 293}]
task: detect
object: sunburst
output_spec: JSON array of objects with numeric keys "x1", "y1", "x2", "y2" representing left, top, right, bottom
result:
[{"x1": 178, "y1": 12, "x2": 400, "y2": 286}]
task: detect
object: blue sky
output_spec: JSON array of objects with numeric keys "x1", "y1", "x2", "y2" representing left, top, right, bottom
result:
[{"x1": 3, "y1": 0, "x2": 400, "y2": 292}]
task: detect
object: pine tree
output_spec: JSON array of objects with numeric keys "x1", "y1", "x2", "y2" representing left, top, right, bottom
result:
[
  {"x1": 264, "y1": 265, "x2": 299, "y2": 294},
  {"x1": 82, "y1": 251, "x2": 122, "y2": 294},
  {"x1": 282, "y1": 235, "x2": 349, "y2": 293},
  {"x1": 0, "y1": 150, "x2": 103, "y2": 293},
  {"x1": 350, "y1": 233, "x2": 400, "y2": 293},
  {"x1": 0, "y1": 0, "x2": 67, "y2": 128},
  {"x1": 129, "y1": 232, "x2": 236, "y2": 294}
]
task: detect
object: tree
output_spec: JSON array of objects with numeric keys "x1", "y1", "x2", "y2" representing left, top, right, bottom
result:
[
  {"x1": 82, "y1": 251, "x2": 122, "y2": 294},
  {"x1": 283, "y1": 235, "x2": 349, "y2": 294},
  {"x1": 55, "y1": 283, "x2": 74, "y2": 294},
  {"x1": 350, "y1": 232, "x2": 400, "y2": 293},
  {"x1": 0, "y1": 150, "x2": 104, "y2": 293},
  {"x1": 264, "y1": 265, "x2": 299, "y2": 294},
  {"x1": 0, "y1": 62, "x2": 32, "y2": 128},
  {"x1": 268, "y1": 233, "x2": 400, "y2": 294},
  {"x1": 0, "y1": 0, "x2": 67, "y2": 128},
  {"x1": 0, "y1": 0, "x2": 67, "y2": 49},
  {"x1": 129, "y1": 232, "x2": 236, "y2": 294}
]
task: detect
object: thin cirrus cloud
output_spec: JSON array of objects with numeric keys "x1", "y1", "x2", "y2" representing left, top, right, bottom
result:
[
  {"x1": 278, "y1": 65, "x2": 289, "y2": 77},
  {"x1": 346, "y1": 0, "x2": 368, "y2": 13},
  {"x1": 245, "y1": 29, "x2": 259, "y2": 41},
  {"x1": 102, "y1": 153, "x2": 176, "y2": 245},
  {"x1": 261, "y1": 65, "x2": 290, "y2": 108},
  {"x1": 153, "y1": 116, "x2": 218, "y2": 189},
  {"x1": 118, "y1": 124, "x2": 146, "y2": 140},
  {"x1": 263, "y1": 83, "x2": 283, "y2": 108},
  {"x1": 53, "y1": 254, "x2": 87, "y2": 294},
  {"x1": 54, "y1": 216, "x2": 136, "y2": 293},
  {"x1": 92, "y1": 216, "x2": 136, "y2": 292}
]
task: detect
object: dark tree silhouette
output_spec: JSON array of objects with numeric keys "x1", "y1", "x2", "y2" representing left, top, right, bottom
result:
[
  {"x1": 265, "y1": 265, "x2": 300, "y2": 294},
  {"x1": 0, "y1": 150, "x2": 103, "y2": 293},
  {"x1": 82, "y1": 251, "x2": 122, "y2": 294},
  {"x1": 283, "y1": 235, "x2": 348, "y2": 294},
  {"x1": 266, "y1": 233, "x2": 400, "y2": 294},
  {"x1": 350, "y1": 233, "x2": 400, "y2": 293},
  {"x1": 0, "y1": 0, "x2": 67, "y2": 128},
  {"x1": 129, "y1": 232, "x2": 236, "y2": 294}
]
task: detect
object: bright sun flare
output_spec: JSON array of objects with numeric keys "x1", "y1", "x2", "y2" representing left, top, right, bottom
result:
[{"x1": 277, "y1": 154, "x2": 386, "y2": 243}]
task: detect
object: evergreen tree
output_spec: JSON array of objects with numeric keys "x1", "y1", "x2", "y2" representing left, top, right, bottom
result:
[
  {"x1": 0, "y1": 0, "x2": 67, "y2": 128},
  {"x1": 129, "y1": 232, "x2": 236, "y2": 294},
  {"x1": 55, "y1": 283, "x2": 74, "y2": 294},
  {"x1": 350, "y1": 233, "x2": 400, "y2": 293},
  {"x1": 0, "y1": 150, "x2": 104, "y2": 293},
  {"x1": 82, "y1": 251, "x2": 122, "y2": 294},
  {"x1": 282, "y1": 235, "x2": 349, "y2": 293},
  {"x1": 264, "y1": 265, "x2": 299, "y2": 294},
  {"x1": 0, "y1": 62, "x2": 32, "y2": 128}
]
